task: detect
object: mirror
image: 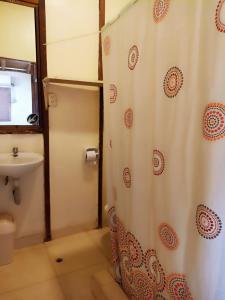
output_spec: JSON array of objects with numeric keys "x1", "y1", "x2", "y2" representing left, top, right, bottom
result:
[{"x1": 0, "y1": 1, "x2": 39, "y2": 127}]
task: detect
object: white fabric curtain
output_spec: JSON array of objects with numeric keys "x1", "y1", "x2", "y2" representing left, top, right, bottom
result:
[{"x1": 102, "y1": 0, "x2": 225, "y2": 299}]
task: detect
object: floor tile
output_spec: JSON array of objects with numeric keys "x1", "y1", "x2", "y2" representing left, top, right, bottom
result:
[
  {"x1": 87, "y1": 227, "x2": 112, "y2": 262},
  {"x1": 92, "y1": 270, "x2": 128, "y2": 300},
  {"x1": 58, "y1": 263, "x2": 110, "y2": 300},
  {"x1": 0, "y1": 245, "x2": 55, "y2": 295},
  {"x1": 45, "y1": 231, "x2": 108, "y2": 275},
  {"x1": 0, "y1": 279, "x2": 65, "y2": 300}
]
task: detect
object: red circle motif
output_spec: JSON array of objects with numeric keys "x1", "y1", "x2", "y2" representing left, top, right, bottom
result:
[
  {"x1": 158, "y1": 223, "x2": 179, "y2": 250},
  {"x1": 196, "y1": 204, "x2": 222, "y2": 239},
  {"x1": 203, "y1": 103, "x2": 225, "y2": 141},
  {"x1": 132, "y1": 270, "x2": 154, "y2": 300},
  {"x1": 123, "y1": 168, "x2": 131, "y2": 188},
  {"x1": 104, "y1": 35, "x2": 111, "y2": 55},
  {"x1": 144, "y1": 249, "x2": 166, "y2": 292},
  {"x1": 153, "y1": 0, "x2": 170, "y2": 23},
  {"x1": 215, "y1": 0, "x2": 225, "y2": 33},
  {"x1": 128, "y1": 45, "x2": 139, "y2": 70},
  {"x1": 124, "y1": 108, "x2": 133, "y2": 129},
  {"x1": 164, "y1": 67, "x2": 183, "y2": 98},
  {"x1": 166, "y1": 274, "x2": 193, "y2": 300},
  {"x1": 107, "y1": 206, "x2": 117, "y2": 232},
  {"x1": 109, "y1": 84, "x2": 117, "y2": 103},
  {"x1": 126, "y1": 232, "x2": 144, "y2": 268},
  {"x1": 153, "y1": 150, "x2": 165, "y2": 176}
]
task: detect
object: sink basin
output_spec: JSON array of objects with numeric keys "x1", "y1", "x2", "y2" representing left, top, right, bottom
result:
[{"x1": 0, "y1": 152, "x2": 43, "y2": 178}]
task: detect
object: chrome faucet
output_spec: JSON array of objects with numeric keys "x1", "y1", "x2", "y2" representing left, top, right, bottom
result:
[{"x1": 12, "y1": 147, "x2": 18, "y2": 157}]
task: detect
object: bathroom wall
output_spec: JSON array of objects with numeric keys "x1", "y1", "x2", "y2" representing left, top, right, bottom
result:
[
  {"x1": 45, "y1": 0, "x2": 100, "y2": 237},
  {"x1": 0, "y1": 1, "x2": 36, "y2": 62},
  {"x1": 48, "y1": 85, "x2": 99, "y2": 237},
  {"x1": 46, "y1": 0, "x2": 99, "y2": 80}
]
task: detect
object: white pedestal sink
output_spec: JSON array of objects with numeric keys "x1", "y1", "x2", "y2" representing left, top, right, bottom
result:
[{"x1": 0, "y1": 152, "x2": 43, "y2": 178}]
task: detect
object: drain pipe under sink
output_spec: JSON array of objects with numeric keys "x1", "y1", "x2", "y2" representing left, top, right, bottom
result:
[{"x1": 12, "y1": 179, "x2": 21, "y2": 205}]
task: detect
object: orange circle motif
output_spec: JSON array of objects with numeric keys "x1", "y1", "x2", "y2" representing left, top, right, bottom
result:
[
  {"x1": 203, "y1": 103, "x2": 225, "y2": 141},
  {"x1": 215, "y1": 0, "x2": 225, "y2": 33},
  {"x1": 123, "y1": 168, "x2": 131, "y2": 188},
  {"x1": 109, "y1": 84, "x2": 117, "y2": 103},
  {"x1": 164, "y1": 67, "x2": 183, "y2": 98},
  {"x1": 128, "y1": 45, "x2": 139, "y2": 70},
  {"x1": 166, "y1": 274, "x2": 193, "y2": 300},
  {"x1": 153, "y1": 0, "x2": 170, "y2": 23},
  {"x1": 124, "y1": 108, "x2": 133, "y2": 128},
  {"x1": 158, "y1": 223, "x2": 179, "y2": 250}
]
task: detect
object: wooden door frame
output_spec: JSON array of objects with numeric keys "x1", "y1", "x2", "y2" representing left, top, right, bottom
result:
[{"x1": 97, "y1": 0, "x2": 105, "y2": 228}]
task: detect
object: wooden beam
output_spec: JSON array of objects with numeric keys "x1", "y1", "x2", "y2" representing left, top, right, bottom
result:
[
  {"x1": 22, "y1": 0, "x2": 39, "y2": 4},
  {"x1": 44, "y1": 78, "x2": 103, "y2": 88},
  {"x1": 36, "y1": 0, "x2": 50, "y2": 242},
  {"x1": 98, "y1": 0, "x2": 105, "y2": 81},
  {"x1": 0, "y1": 0, "x2": 37, "y2": 8}
]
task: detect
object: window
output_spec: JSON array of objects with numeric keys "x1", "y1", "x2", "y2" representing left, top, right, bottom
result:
[
  {"x1": 0, "y1": 87, "x2": 11, "y2": 121},
  {"x1": 0, "y1": 57, "x2": 38, "y2": 126}
]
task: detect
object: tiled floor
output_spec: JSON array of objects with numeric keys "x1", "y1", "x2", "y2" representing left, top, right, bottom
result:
[{"x1": 0, "y1": 227, "x2": 112, "y2": 300}]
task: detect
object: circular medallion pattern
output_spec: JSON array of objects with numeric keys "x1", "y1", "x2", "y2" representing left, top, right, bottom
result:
[
  {"x1": 128, "y1": 45, "x2": 139, "y2": 70},
  {"x1": 158, "y1": 223, "x2": 179, "y2": 250},
  {"x1": 120, "y1": 250, "x2": 134, "y2": 297},
  {"x1": 117, "y1": 218, "x2": 127, "y2": 251},
  {"x1": 104, "y1": 35, "x2": 111, "y2": 55},
  {"x1": 203, "y1": 103, "x2": 225, "y2": 141},
  {"x1": 196, "y1": 204, "x2": 222, "y2": 239},
  {"x1": 126, "y1": 232, "x2": 144, "y2": 268},
  {"x1": 215, "y1": 0, "x2": 225, "y2": 33},
  {"x1": 144, "y1": 249, "x2": 166, "y2": 292},
  {"x1": 153, "y1": 0, "x2": 170, "y2": 23},
  {"x1": 109, "y1": 84, "x2": 117, "y2": 103},
  {"x1": 166, "y1": 274, "x2": 193, "y2": 300},
  {"x1": 123, "y1": 168, "x2": 131, "y2": 188},
  {"x1": 110, "y1": 232, "x2": 119, "y2": 263},
  {"x1": 153, "y1": 149, "x2": 165, "y2": 176},
  {"x1": 132, "y1": 270, "x2": 154, "y2": 300},
  {"x1": 163, "y1": 67, "x2": 183, "y2": 98},
  {"x1": 124, "y1": 108, "x2": 133, "y2": 129},
  {"x1": 107, "y1": 206, "x2": 117, "y2": 232}
]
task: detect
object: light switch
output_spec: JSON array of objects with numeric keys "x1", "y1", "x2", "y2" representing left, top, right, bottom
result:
[{"x1": 48, "y1": 93, "x2": 57, "y2": 107}]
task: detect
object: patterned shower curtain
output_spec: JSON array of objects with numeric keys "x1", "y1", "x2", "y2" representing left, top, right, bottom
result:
[{"x1": 102, "y1": 0, "x2": 225, "y2": 299}]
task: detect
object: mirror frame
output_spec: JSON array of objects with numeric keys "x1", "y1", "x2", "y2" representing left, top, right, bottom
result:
[{"x1": 0, "y1": 0, "x2": 47, "y2": 134}]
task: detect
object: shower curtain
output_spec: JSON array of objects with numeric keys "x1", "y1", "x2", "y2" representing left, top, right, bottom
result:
[{"x1": 102, "y1": 0, "x2": 225, "y2": 299}]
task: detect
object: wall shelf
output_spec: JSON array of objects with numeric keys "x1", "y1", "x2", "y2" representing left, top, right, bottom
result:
[{"x1": 43, "y1": 77, "x2": 103, "y2": 88}]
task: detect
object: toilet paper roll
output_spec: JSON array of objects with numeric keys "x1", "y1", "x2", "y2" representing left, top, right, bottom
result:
[{"x1": 86, "y1": 150, "x2": 98, "y2": 163}]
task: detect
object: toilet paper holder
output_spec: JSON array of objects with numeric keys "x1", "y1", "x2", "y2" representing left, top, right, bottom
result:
[{"x1": 85, "y1": 148, "x2": 100, "y2": 162}]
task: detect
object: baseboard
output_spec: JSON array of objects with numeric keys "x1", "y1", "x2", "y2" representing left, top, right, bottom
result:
[
  {"x1": 51, "y1": 221, "x2": 98, "y2": 240},
  {"x1": 15, "y1": 233, "x2": 44, "y2": 249}
]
